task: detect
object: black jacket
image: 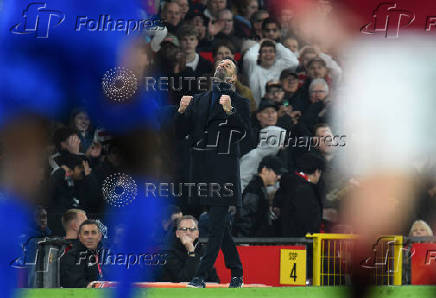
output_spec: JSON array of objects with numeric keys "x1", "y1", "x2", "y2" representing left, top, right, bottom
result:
[
  {"x1": 175, "y1": 86, "x2": 251, "y2": 207},
  {"x1": 47, "y1": 167, "x2": 99, "y2": 236},
  {"x1": 160, "y1": 239, "x2": 219, "y2": 282},
  {"x1": 60, "y1": 242, "x2": 101, "y2": 288},
  {"x1": 234, "y1": 175, "x2": 272, "y2": 237},
  {"x1": 277, "y1": 172, "x2": 323, "y2": 237}
]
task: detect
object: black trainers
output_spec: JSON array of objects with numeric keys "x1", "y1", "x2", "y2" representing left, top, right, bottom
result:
[
  {"x1": 187, "y1": 277, "x2": 206, "y2": 288},
  {"x1": 229, "y1": 276, "x2": 243, "y2": 288}
]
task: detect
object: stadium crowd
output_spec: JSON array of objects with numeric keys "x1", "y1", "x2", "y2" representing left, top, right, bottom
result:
[{"x1": 5, "y1": 0, "x2": 436, "y2": 289}]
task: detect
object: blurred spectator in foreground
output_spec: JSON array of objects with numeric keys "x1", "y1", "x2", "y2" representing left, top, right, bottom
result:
[
  {"x1": 235, "y1": 155, "x2": 286, "y2": 237},
  {"x1": 161, "y1": 215, "x2": 219, "y2": 282},
  {"x1": 277, "y1": 153, "x2": 325, "y2": 237},
  {"x1": 60, "y1": 220, "x2": 103, "y2": 288},
  {"x1": 409, "y1": 220, "x2": 434, "y2": 237}
]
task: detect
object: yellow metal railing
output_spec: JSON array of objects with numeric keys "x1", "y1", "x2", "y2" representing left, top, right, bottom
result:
[{"x1": 307, "y1": 234, "x2": 403, "y2": 286}]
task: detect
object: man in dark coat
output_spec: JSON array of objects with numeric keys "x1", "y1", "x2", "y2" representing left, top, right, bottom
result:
[
  {"x1": 60, "y1": 220, "x2": 103, "y2": 288},
  {"x1": 276, "y1": 153, "x2": 325, "y2": 237},
  {"x1": 175, "y1": 58, "x2": 250, "y2": 288},
  {"x1": 235, "y1": 155, "x2": 286, "y2": 237},
  {"x1": 160, "y1": 215, "x2": 219, "y2": 282}
]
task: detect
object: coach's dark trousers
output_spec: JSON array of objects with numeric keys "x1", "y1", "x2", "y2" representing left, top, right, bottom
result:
[{"x1": 195, "y1": 205, "x2": 243, "y2": 278}]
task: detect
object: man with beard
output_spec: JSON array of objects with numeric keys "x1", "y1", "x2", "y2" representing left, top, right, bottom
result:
[{"x1": 175, "y1": 58, "x2": 250, "y2": 288}]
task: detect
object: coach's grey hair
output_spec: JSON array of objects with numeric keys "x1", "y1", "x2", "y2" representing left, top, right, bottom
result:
[{"x1": 309, "y1": 78, "x2": 329, "y2": 94}]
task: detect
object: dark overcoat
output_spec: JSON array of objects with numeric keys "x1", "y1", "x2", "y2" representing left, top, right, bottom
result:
[{"x1": 175, "y1": 88, "x2": 251, "y2": 207}]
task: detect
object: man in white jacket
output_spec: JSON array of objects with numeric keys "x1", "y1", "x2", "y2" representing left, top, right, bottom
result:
[{"x1": 245, "y1": 39, "x2": 298, "y2": 106}]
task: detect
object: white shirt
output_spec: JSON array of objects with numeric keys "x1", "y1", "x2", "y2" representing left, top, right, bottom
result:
[
  {"x1": 186, "y1": 53, "x2": 200, "y2": 72},
  {"x1": 246, "y1": 43, "x2": 298, "y2": 105}
]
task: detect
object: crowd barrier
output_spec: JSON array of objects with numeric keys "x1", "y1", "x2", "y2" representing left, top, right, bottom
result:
[{"x1": 16, "y1": 234, "x2": 436, "y2": 288}]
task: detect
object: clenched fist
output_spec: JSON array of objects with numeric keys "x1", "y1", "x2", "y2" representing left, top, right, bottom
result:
[
  {"x1": 178, "y1": 95, "x2": 193, "y2": 114},
  {"x1": 219, "y1": 95, "x2": 232, "y2": 113}
]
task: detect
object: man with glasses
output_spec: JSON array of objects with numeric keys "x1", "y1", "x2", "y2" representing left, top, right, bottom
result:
[{"x1": 160, "y1": 215, "x2": 219, "y2": 283}]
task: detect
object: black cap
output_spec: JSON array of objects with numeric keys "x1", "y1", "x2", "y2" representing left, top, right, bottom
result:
[
  {"x1": 259, "y1": 155, "x2": 288, "y2": 175},
  {"x1": 257, "y1": 99, "x2": 279, "y2": 112},
  {"x1": 280, "y1": 68, "x2": 298, "y2": 81},
  {"x1": 185, "y1": 4, "x2": 209, "y2": 24}
]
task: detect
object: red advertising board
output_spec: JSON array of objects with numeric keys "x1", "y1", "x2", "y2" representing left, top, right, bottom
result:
[
  {"x1": 214, "y1": 245, "x2": 306, "y2": 287},
  {"x1": 411, "y1": 243, "x2": 436, "y2": 285}
]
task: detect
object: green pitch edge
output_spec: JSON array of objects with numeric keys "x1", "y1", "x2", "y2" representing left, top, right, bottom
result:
[{"x1": 16, "y1": 286, "x2": 436, "y2": 298}]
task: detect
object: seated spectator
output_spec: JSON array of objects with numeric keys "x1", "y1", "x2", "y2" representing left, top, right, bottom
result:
[
  {"x1": 261, "y1": 18, "x2": 282, "y2": 43},
  {"x1": 60, "y1": 220, "x2": 103, "y2": 288},
  {"x1": 184, "y1": 6, "x2": 211, "y2": 51},
  {"x1": 233, "y1": 0, "x2": 258, "y2": 39},
  {"x1": 248, "y1": 10, "x2": 269, "y2": 41},
  {"x1": 174, "y1": 0, "x2": 190, "y2": 20},
  {"x1": 154, "y1": 34, "x2": 198, "y2": 104},
  {"x1": 210, "y1": 9, "x2": 242, "y2": 52},
  {"x1": 212, "y1": 43, "x2": 256, "y2": 111},
  {"x1": 161, "y1": 2, "x2": 182, "y2": 34},
  {"x1": 160, "y1": 215, "x2": 219, "y2": 282},
  {"x1": 409, "y1": 220, "x2": 434, "y2": 237},
  {"x1": 203, "y1": 0, "x2": 226, "y2": 20},
  {"x1": 241, "y1": 99, "x2": 279, "y2": 155},
  {"x1": 264, "y1": 80, "x2": 285, "y2": 104},
  {"x1": 177, "y1": 24, "x2": 213, "y2": 77},
  {"x1": 296, "y1": 46, "x2": 318, "y2": 74},
  {"x1": 62, "y1": 209, "x2": 88, "y2": 242},
  {"x1": 299, "y1": 78, "x2": 330, "y2": 129},
  {"x1": 247, "y1": 40, "x2": 298, "y2": 105},
  {"x1": 282, "y1": 36, "x2": 299, "y2": 57},
  {"x1": 276, "y1": 153, "x2": 325, "y2": 237},
  {"x1": 235, "y1": 155, "x2": 286, "y2": 237},
  {"x1": 279, "y1": 69, "x2": 300, "y2": 104}
]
